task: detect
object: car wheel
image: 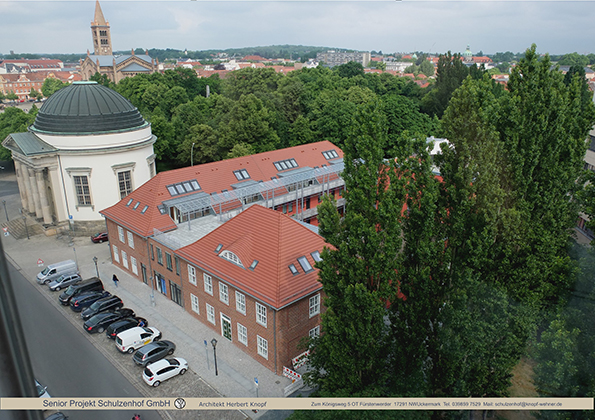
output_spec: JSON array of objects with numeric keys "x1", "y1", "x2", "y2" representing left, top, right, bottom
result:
[
  {"x1": 179, "y1": 369, "x2": 186, "y2": 375},
  {"x1": 98, "y1": 327, "x2": 105, "y2": 333},
  {"x1": 55, "y1": 286, "x2": 61, "y2": 291},
  {"x1": 127, "y1": 347, "x2": 134, "y2": 354},
  {"x1": 168, "y1": 349, "x2": 174, "y2": 355},
  {"x1": 152, "y1": 381, "x2": 160, "y2": 387}
]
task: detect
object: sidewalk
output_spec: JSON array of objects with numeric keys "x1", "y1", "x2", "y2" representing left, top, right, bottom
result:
[{"x1": 0, "y1": 169, "x2": 297, "y2": 420}]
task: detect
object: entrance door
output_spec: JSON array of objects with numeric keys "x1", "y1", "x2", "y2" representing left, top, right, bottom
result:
[{"x1": 221, "y1": 314, "x2": 232, "y2": 341}]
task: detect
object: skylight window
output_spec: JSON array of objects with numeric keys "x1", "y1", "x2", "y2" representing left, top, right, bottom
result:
[
  {"x1": 297, "y1": 256, "x2": 313, "y2": 273},
  {"x1": 191, "y1": 180, "x2": 200, "y2": 190},
  {"x1": 183, "y1": 182, "x2": 193, "y2": 191},
  {"x1": 141, "y1": 205, "x2": 149, "y2": 214},
  {"x1": 280, "y1": 161, "x2": 288, "y2": 170},
  {"x1": 249, "y1": 260, "x2": 259, "y2": 270},
  {"x1": 233, "y1": 169, "x2": 250, "y2": 181},
  {"x1": 157, "y1": 205, "x2": 167, "y2": 215},
  {"x1": 311, "y1": 251, "x2": 322, "y2": 262},
  {"x1": 133, "y1": 201, "x2": 141, "y2": 210},
  {"x1": 274, "y1": 163, "x2": 282, "y2": 171},
  {"x1": 322, "y1": 150, "x2": 339, "y2": 160},
  {"x1": 215, "y1": 244, "x2": 223, "y2": 253},
  {"x1": 126, "y1": 198, "x2": 133, "y2": 207},
  {"x1": 289, "y1": 264, "x2": 299, "y2": 275},
  {"x1": 175, "y1": 184, "x2": 186, "y2": 194},
  {"x1": 167, "y1": 185, "x2": 178, "y2": 196},
  {"x1": 166, "y1": 179, "x2": 201, "y2": 197}
]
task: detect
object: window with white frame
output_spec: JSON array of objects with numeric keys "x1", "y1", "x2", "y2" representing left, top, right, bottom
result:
[
  {"x1": 73, "y1": 175, "x2": 92, "y2": 206},
  {"x1": 204, "y1": 273, "x2": 213, "y2": 295},
  {"x1": 220, "y1": 250, "x2": 244, "y2": 267},
  {"x1": 127, "y1": 231, "x2": 134, "y2": 248},
  {"x1": 118, "y1": 170, "x2": 133, "y2": 199},
  {"x1": 257, "y1": 335, "x2": 268, "y2": 359},
  {"x1": 206, "y1": 303, "x2": 215, "y2": 324},
  {"x1": 130, "y1": 256, "x2": 138, "y2": 275},
  {"x1": 256, "y1": 302, "x2": 267, "y2": 327},
  {"x1": 191, "y1": 294, "x2": 199, "y2": 314},
  {"x1": 219, "y1": 282, "x2": 229, "y2": 305},
  {"x1": 113, "y1": 245, "x2": 119, "y2": 263},
  {"x1": 118, "y1": 226, "x2": 124, "y2": 243},
  {"x1": 309, "y1": 325, "x2": 320, "y2": 338},
  {"x1": 238, "y1": 323, "x2": 248, "y2": 346},
  {"x1": 122, "y1": 250, "x2": 129, "y2": 269},
  {"x1": 309, "y1": 294, "x2": 320, "y2": 318},
  {"x1": 188, "y1": 265, "x2": 197, "y2": 285},
  {"x1": 235, "y1": 292, "x2": 246, "y2": 314}
]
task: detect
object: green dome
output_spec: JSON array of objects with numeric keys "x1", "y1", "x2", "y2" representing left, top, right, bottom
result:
[{"x1": 32, "y1": 81, "x2": 146, "y2": 134}]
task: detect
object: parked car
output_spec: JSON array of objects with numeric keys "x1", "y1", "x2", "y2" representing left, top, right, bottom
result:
[
  {"x1": 105, "y1": 317, "x2": 148, "y2": 339},
  {"x1": 36, "y1": 379, "x2": 50, "y2": 398},
  {"x1": 48, "y1": 273, "x2": 82, "y2": 291},
  {"x1": 91, "y1": 232, "x2": 108, "y2": 243},
  {"x1": 132, "y1": 340, "x2": 176, "y2": 367},
  {"x1": 36, "y1": 260, "x2": 78, "y2": 285},
  {"x1": 83, "y1": 309, "x2": 134, "y2": 334},
  {"x1": 142, "y1": 357, "x2": 188, "y2": 387},
  {"x1": 58, "y1": 278, "x2": 103, "y2": 305},
  {"x1": 69, "y1": 290, "x2": 111, "y2": 312},
  {"x1": 80, "y1": 295, "x2": 123, "y2": 320},
  {"x1": 115, "y1": 326, "x2": 161, "y2": 354}
]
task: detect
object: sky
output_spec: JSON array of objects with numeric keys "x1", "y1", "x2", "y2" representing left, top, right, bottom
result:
[{"x1": 1, "y1": 1, "x2": 594, "y2": 57}]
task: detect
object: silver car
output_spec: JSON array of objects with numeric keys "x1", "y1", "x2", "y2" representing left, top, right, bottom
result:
[{"x1": 48, "y1": 274, "x2": 82, "y2": 291}]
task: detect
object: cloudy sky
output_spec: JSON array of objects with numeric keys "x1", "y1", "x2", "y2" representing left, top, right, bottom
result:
[{"x1": 1, "y1": 1, "x2": 593, "y2": 57}]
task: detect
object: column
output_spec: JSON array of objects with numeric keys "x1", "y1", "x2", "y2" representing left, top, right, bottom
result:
[
  {"x1": 21, "y1": 164, "x2": 36, "y2": 213},
  {"x1": 27, "y1": 167, "x2": 43, "y2": 219},
  {"x1": 13, "y1": 161, "x2": 29, "y2": 210},
  {"x1": 35, "y1": 169, "x2": 53, "y2": 224}
]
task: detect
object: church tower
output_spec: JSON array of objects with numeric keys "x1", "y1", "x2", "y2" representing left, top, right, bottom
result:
[{"x1": 91, "y1": 0, "x2": 112, "y2": 55}]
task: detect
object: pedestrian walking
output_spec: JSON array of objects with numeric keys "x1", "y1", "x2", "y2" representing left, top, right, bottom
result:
[{"x1": 113, "y1": 274, "x2": 119, "y2": 287}]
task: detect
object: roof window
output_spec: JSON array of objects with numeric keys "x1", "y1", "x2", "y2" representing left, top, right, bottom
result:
[
  {"x1": 215, "y1": 244, "x2": 223, "y2": 253},
  {"x1": 311, "y1": 251, "x2": 322, "y2": 262},
  {"x1": 274, "y1": 159, "x2": 298, "y2": 171},
  {"x1": 289, "y1": 264, "x2": 299, "y2": 275},
  {"x1": 166, "y1": 179, "x2": 201, "y2": 197},
  {"x1": 233, "y1": 169, "x2": 250, "y2": 181},
  {"x1": 249, "y1": 260, "x2": 259, "y2": 271},
  {"x1": 126, "y1": 198, "x2": 133, "y2": 207},
  {"x1": 297, "y1": 256, "x2": 313, "y2": 273},
  {"x1": 133, "y1": 201, "x2": 141, "y2": 210},
  {"x1": 141, "y1": 205, "x2": 149, "y2": 214},
  {"x1": 322, "y1": 150, "x2": 339, "y2": 160}
]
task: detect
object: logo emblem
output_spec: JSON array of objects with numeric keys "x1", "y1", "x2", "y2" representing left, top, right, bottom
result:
[{"x1": 174, "y1": 398, "x2": 186, "y2": 409}]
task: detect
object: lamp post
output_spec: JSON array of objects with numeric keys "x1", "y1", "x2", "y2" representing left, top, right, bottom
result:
[
  {"x1": 191, "y1": 142, "x2": 196, "y2": 167},
  {"x1": 93, "y1": 256, "x2": 99, "y2": 278},
  {"x1": 2, "y1": 200, "x2": 7, "y2": 221},
  {"x1": 211, "y1": 338, "x2": 218, "y2": 376}
]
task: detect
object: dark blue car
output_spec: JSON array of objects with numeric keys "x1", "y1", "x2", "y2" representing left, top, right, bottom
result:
[{"x1": 69, "y1": 290, "x2": 110, "y2": 312}]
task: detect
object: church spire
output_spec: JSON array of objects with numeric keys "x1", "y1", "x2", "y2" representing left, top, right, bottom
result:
[{"x1": 91, "y1": 1, "x2": 112, "y2": 55}]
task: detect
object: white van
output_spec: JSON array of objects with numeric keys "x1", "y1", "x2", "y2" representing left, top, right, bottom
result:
[
  {"x1": 36, "y1": 260, "x2": 78, "y2": 285},
  {"x1": 115, "y1": 327, "x2": 161, "y2": 354}
]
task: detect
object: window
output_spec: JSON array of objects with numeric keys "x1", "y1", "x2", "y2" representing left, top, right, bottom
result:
[
  {"x1": 175, "y1": 257, "x2": 180, "y2": 275},
  {"x1": 233, "y1": 169, "x2": 250, "y2": 180},
  {"x1": 122, "y1": 251, "x2": 128, "y2": 268},
  {"x1": 188, "y1": 265, "x2": 196, "y2": 285},
  {"x1": 73, "y1": 175, "x2": 91, "y2": 206},
  {"x1": 220, "y1": 250, "x2": 243, "y2": 267},
  {"x1": 112, "y1": 245, "x2": 119, "y2": 263},
  {"x1": 191, "y1": 294, "x2": 200, "y2": 314},
  {"x1": 206, "y1": 303, "x2": 215, "y2": 324},
  {"x1": 127, "y1": 231, "x2": 134, "y2": 248},
  {"x1": 133, "y1": 201, "x2": 140, "y2": 210},
  {"x1": 131, "y1": 256, "x2": 138, "y2": 275},
  {"x1": 170, "y1": 281, "x2": 183, "y2": 306},
  {"x1": 118, "y1": 226, "x2": 124, "y2": 243},
  {"x1": 166, "y1": 253, "x2": 173, "y2": 271},
  {"x1": 204, "y1": 273, "x2": 213, "y2": 295},
  {"x1": 309, "y1": 294, "x2": 320, "y2": 317},
  {"x1": 311, "y1": 251, "x2": 322, "y2": 262},
  {"x1": 150, "y1": 244, "x2": 154, "y2": 260},
  {"x1": 256, "y1": 302, "x2": 267, "y2": 327},
  {"x1": 236, "y1": 292, "x2": 246, "y2": 314},
  {"x1": 238, "y1": 323, "x2": 248, "y2": 346},
  {"x1": 309, "y1": 326, "x2": 320, "y2": 338},
  {"x1": 157, "y1": 248, "x2": 163, "y2": 265},
  {"x1": 118, "y1": 170, "x2": 132, "y2": 199},
  {"x1": 126, "y1": 198, "x2": 133, "y2": 207},
  {"x1": 322, "y1": 150, "x2": 339, "y2": 160},
  {"x1": 219, "y1": 283, "x2": 229, "y2": 305},
  {"x1": 141, "y1": 205, "x2": 149, "y2": 214},
  {"x1": 249, "y1": 260, "x2": 258, "y2": 270},
  {"x1": 298, "y1": 256, "x2": 313, "y2": 273},
  {"x1": 257, "y1": 335, "x2": 268, "y2": 359},
  {"x1": 289, "y1": 264, "x2": 298, "y2": 275}
]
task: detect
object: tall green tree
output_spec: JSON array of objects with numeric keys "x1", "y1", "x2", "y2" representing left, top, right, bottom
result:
[
  {"x1": 420, "y1": 52, "x2": 468, "y2": 117},
  {"x1": 41, "y1": 78, "x2": 66, "y2": 97}
]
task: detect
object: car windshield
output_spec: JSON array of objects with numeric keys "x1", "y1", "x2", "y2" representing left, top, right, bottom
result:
[
  {"x1": 168, "y1": 358, "x2": 179, "y2": 366},
  {"x1": 89, "y1": 300, "x2": 102, "y2": 310},
  {"x1": 64, "y1": 286, "x2": 76, "y2": 296},
  {"x1": 55, "y1": 275, "x2": 65, "y2": 283},
  {"x1": 40, "y1": 267, "x2": 50, "y2": 275},
  {"x1": 143, "y1": 367, "x2": 153, "y2": 376}
]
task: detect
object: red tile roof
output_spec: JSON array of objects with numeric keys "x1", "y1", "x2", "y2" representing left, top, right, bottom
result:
[
  {"x1": 243, "y1": 55, "x2": 267, "y2": 62},
  {"x1": 101, "y1": 141, "x2": 344, "y2": 238},
  {"x1": 177, "y1": 205, "x2": 328, "y2": 309}
]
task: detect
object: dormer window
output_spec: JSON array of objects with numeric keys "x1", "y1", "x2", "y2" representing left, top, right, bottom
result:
[{"x1": 220, "y1": 250, "x2": 244, "y2": 267}]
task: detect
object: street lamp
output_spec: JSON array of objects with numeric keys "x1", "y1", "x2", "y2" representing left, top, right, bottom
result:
[
  {"x1": 93, "y1": 256, "x2": 99, "y2": 278},
  {"x1": 191, "y1": 142, "x2": 196, "y2": 167},
  {"x1": 2, "y1": 200, "x2": 7, "y2": 221},
  {"x1": 211, "y1": 338, "x2": 218, "y2": 376}
]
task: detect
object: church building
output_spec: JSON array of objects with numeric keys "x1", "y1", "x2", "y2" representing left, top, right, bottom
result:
[
  {"x1": 80, "y1": 1, "x2": 158, "y2": 83},
  {"x1": 2, "y1": 81, "x2": 156, "y2": 235}
]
